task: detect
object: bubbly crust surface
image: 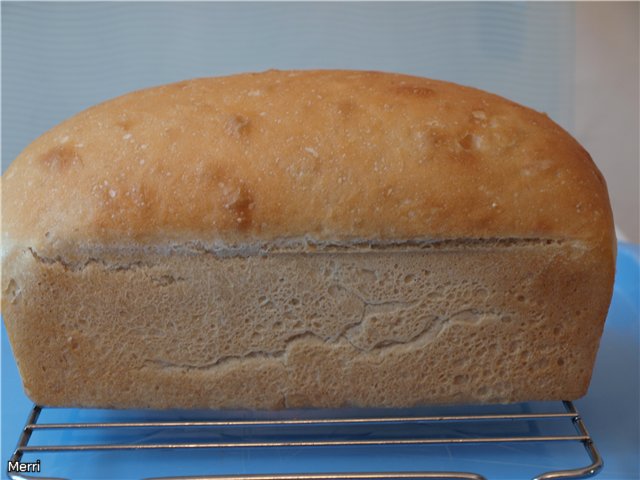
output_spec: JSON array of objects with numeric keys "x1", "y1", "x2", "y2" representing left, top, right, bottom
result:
[
  {"x1": 3, "y1": 240, "x2": 610, "y2": 409},
  {"x1": 2, "y1": 69, "x2": 614, "y2": 256}
]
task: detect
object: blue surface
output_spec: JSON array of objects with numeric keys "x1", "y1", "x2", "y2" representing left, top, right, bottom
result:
[{"x1": 2, "y1": 243, "x2": 639, "y2": 479}]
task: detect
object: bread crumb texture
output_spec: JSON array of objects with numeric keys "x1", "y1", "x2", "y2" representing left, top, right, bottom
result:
[
  {"x1": 3, "y1": 239, "x2": 611, "y2": 409},
  {"x1": 3, "y1": 69, "x2": 613, "y2": 255}
]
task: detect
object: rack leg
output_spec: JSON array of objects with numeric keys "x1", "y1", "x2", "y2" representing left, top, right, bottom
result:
[
  {"x1": 7, "y1": 405, "x2": 64, "y2": 480},
  {"x1": 532, "y1": 401, "x2": 603, "y2": 480}
]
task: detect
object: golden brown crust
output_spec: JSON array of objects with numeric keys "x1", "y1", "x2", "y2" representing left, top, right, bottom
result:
[{"x1": 2, "y1": 70, "x2": 614, "y2": 257}]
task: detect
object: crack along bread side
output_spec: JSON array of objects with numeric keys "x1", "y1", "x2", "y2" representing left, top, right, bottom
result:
[{"x1": 2, "y1": 239, "x2": 611, "y2": 409}]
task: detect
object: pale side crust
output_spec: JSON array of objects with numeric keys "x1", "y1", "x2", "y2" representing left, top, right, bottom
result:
[
  {"x1": 3, "y1": 241, "x2": 611, "y2": 409},
  {"x1": 2, "y1": 70, "x2": 614, "y2": 259}
]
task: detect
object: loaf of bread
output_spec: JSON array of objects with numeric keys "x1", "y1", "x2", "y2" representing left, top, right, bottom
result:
[{"x1": 1, "y1": 70, "x2": 615, "y2": 409}]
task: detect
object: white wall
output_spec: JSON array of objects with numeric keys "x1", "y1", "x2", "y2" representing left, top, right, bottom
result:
[{"x1": 575, "y1": 3, "x2": 639, "y2": 242}]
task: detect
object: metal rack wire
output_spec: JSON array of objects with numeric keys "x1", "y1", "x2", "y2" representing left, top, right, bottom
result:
[{"x1": 8, "y1": 401, "x2": 602, "y2": 480}]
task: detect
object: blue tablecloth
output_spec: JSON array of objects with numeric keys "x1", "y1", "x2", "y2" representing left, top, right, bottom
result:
[{"x1": 2, "y1": 243, "x2": 638, "y2": 479}]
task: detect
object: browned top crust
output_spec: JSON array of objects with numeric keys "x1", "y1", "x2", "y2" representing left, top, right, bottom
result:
[{"x1": 1, "y1": 70, "x2": 614, "y2": 256}]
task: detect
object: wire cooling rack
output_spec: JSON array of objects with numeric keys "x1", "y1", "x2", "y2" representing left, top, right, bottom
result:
[{"x1": 8, "y1": 401, "x2": 602, "y2": 480}]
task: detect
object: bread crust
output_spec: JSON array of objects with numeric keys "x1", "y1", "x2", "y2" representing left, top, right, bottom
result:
[{"x1": 2, "y1": 70, "x2": 614, "y2": 257}]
